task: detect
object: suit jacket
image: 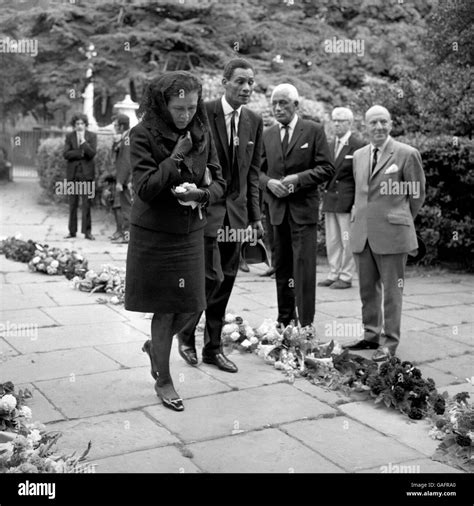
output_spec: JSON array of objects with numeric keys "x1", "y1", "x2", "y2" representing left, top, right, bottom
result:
[
  {"x1": 130, "y1": 122, "x2": 226, "y2": 235},
  {"x1": 322, "y1": 133, "x2": 365, "y2": 213},
  {"x1": 350, "y1": 137, "x2": 425, "y2": 254},
  {"x1": 63, "y1": 130, "x2": 97, "y2": 181},
  {"x1": 260, "y1": 117, "x2": 334, "y2": 226},
  {"x1": 113, "y1": 130, "x2": 131, "y2": 185},
  {"x1": 204, "y1": 99, "x2": 263, "y2": 237}
]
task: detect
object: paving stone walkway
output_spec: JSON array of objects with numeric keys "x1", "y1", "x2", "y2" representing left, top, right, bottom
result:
[{"x1": 0, "y1": 178, "x2": 472, "y2": 473}]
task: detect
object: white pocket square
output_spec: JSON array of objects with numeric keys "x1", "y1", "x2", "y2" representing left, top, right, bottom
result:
[
  {"x1": 344, "y1": 155, "x2": 353, "y2": 159},
  {"x1": 385, "y1": 164, "x2": 399, "y2": 174},
  {"x1": 247, "y1": 141, "x2": 254, "y2": 145},
  {"x1": 300, "y1": 143, "x2": 308, "y2": 149}
]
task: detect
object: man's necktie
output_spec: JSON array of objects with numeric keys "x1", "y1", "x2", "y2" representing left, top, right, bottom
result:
[
  {"x1": 371, "y1": 147, "x2": 378, "y2": 176},
  {"x1": 228, "y1": 110, "x2": 240, "y2": 198},
  {"x1": 334, "y1": 138, "x2": 340, "y2": 159},
  {"x1": 281, "y1": 125, "x2": 289, "y2": 157}
]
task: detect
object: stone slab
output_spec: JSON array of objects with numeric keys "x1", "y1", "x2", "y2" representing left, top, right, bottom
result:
[
  {"x1": 0, "y1": 336, "x2": 20, "y2": 361},
  {"x1": 405, "y1": 293, "x2": 474, "y2": 308},
  {"x1": 0, "y1": 284, "x2": 23, "y2": 296},
  {"x1": 407, "y1": 306, "x2": 474, "y2": 326},
  {"x1": 0, "y1": 292, "x2": 57, "y2": 310},
  {"x1": 315, "y1": 300, "x2": 363, "y2": 318},
  {"x1": 5, "y1": 272, "x2": 62, "y2": 284},
  {"x1": 46, "y1": 411, "x2": 179, "y2": 460},
  {"x1": 403, "y1": 282, "x2": 473, "y2": 296},
  {"x1": 145, "y1": 383, "x2": 336, "y2": 443},
  {"x1": 427, "y1": 355, "x2": 473, "y2": 382},
  {"x1": 197, "y1": 351, "x2": 287, "y2": 390},
  {"x1": 396, "y1": 331, "x2": 470, "y2": 364},
  {"x1": 437, "y1": 382, "x2": 474, "y2": 398},
  {"x1": 36, "y1": 366, "x2": 230, "y2": 419},
  {"x1": 359, "y1": 458, "x2": 463, "y2": 473},
  {"x1": 426, "y1": 324, "x2": 474, "y2": 347},
  {"x1": 41, "y1": 304, "x2": 126, "y2": 325},
  {"x1": 187, "y1": 428, "x2": 344, "y2": 473},
  {"x1": 3, "y1": 322, "x2": 146, "y2": 354},
  {"x1": 401, "y1": 314, "x2": 440, "y2": 333},
  {"x1": 1, "y1": 347, "x2": 120, "y2": 384},
  {"x1": 90, "y1": 446, "x2": 200, "y2": 473},
  {"x1": 339, "y1": 402, "x2": 438, "y2": 457},
  {"x1": 18, "y1": 383, "x2": 65, "y2": 424},
  {"x1": 0, "y1": 308, "x2": 58, "y2": 327},
  {"x1": 293, "y1": 379, "x2": 351, "y2": 406},
  {"x1": 282, "y1": 417, "x2": 421, "y2": 472}
]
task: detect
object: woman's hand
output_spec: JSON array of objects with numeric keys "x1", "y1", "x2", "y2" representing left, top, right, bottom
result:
[
  {"x1": 171, "y1": 131, "x2": 193, "y2": 160},
  {"x1": 173, "y1": 188, "x2": 207, "y2": 203}
]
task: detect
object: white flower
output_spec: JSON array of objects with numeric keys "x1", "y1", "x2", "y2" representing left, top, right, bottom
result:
[
  {"x1": 110, "y1": 296, "x2": 120, "y2": 304},
  {"x1": 244, "y1": 325, "x2": 255, "y2": 337},
  {"x1": 18, "y1": 406, "x2": 32, "y2": 420},
  {"x1": 222, "y1": 323, "x2": 239, "y2": 334},
  {"x1": 274, "y1": 361, "x2": 284, "y2": 370},
  {"x1": 29, "y1": 429, "x2": 42, "y2": 444},
  {"x1": 224, "y1": 313, "x2": 236, "y2": 323},
  {"x1": 50, "y1": 260, "x2": 59, "y2": 268},
  {"x1": 230, "y1": 331, "x2": 240, "y2": 342},
  {"x1": 32, "y1": 256, "x2": 40, "y2": 264},
  {"x1": 0, "y1": 394, "x2": 17, "y2": 412},
  {"x1": 249, "y1": 336, "x2": 259, "y2": 345},
  {"x1": 240, "y1": 339, "x2": 251, "y2": 348}
]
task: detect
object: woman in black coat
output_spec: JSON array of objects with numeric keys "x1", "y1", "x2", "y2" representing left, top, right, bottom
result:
[{"x1": 125, "y1": 72, "x2": 225, "y2": 411}]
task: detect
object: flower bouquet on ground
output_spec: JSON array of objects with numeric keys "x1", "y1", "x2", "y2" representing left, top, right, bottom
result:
[
  {"x1": 0, "y1": 236, "x2": 37, "y2": 263},
  {"x1": 221, "y1": 313, "x2": 260, "y2": 352},
  {"x1": 429, "y1": 392, "x2": 474, "y2": 472},
  {"x1": 72, "y1": 264, "x2": 126, "y2": 304},
  {"x1": 28, "y1": 244, "x2": 88, "y2": 278},
  {"x1": 0, "y1": 382, "x2": 92, "y2": 474}
]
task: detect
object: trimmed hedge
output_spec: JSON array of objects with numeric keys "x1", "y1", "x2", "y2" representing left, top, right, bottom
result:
[
  {"x1": 37, "y1": 134, "x2": 115, "y2": 204},
  {"x1": 396, "y1": 134, "x2": 474, "y2": 271}
]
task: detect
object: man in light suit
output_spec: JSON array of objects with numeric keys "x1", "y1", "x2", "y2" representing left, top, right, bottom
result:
[
  {"x1": 344, "y1": 105, "x2": 425, "y2": 361},
  {"x1": 177, "y1": 58, "x2": 263, "y2": 372},
  {"x1": 63, "y1": 113, "x2": 97, "y2": 240},
  {"x1": 320, "y1": 107, "x2": 364, "y2": 289},
  {"x1": 260, "y1": 84, "x2": 334, "y2": 328}
]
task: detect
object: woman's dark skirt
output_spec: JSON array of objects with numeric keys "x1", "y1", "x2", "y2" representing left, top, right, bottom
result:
[{"x1": 125, "y1": 224, "x2": 205, "y2": 313}]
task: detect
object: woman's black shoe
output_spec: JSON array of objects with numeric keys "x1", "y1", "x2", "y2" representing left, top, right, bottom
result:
[
  {"x1": 142, "y1": 340, "x2": 158, "y2": 380},
  {"x1": 154, "y1": 382, "x2": 184, "y2": 412}
]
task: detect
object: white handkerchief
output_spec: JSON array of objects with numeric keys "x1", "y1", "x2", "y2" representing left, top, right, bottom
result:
[
  {"x1": 385, "y1": 164, "x2": 399, "y2": 174},
  {"x1": 300, "y1": 143, "x2": 308, "y2": 149},
  {"x1": 344, "y1": 155, "x2": 353, "y2": 159}
]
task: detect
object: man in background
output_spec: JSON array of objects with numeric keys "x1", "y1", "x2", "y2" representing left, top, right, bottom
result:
[{"x1": 319, "y1": 107, "x2": 364, "y2": 289}]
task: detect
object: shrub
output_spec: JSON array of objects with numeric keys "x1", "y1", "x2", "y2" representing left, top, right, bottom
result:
[
  {"x1": 397, "y1": 134, "x2": 474, "y2": 271},
  {"x1": 36, "y1": 134, "x2": 115, "y2": 203}
]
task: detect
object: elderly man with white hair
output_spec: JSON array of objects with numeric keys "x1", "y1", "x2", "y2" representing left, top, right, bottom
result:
[
  {"x1": 260, "y1": 83, "x2": 334, "y2": 328},
  {"x1": 344, "y1": 105, "x2": 425, "y2": 361},
  {"x1": 319, "y1": 107, "x2": 364, "y2": 289}
]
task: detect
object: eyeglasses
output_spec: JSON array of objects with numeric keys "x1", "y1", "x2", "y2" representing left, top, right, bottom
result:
[{"x1": 332, "y1": 119, "x2": 350, "y2": 123}]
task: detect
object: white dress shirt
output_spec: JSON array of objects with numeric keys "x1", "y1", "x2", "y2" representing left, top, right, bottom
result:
[
  {"x1": 221, "y1": 95, "x2": 242, "y2": 145},
  {"x1": 279, "y1": 113, "x2": 298, "y2": 144},
  {"x1": 334, "y1": 130, "x2": 352, "y2": 159}
]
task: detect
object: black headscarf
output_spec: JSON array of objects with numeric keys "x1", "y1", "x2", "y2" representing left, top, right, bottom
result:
[{"x1": 138, "y1": 71, "x2": 209, "y2": 155}]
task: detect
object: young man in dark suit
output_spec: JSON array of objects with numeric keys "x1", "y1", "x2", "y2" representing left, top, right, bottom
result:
[
  {"x1": 260, "y1": 84, "x2": 334, "y2": 328},
  {"x1": 63, "y1": 113, "x2": 97, "y2": 240},
  {"x1": 111, "y1": 114, "x2": 132, "y2": 244},
  {"x1": 176, "y1": 58, "x2": 263, "y2": 373},
  {"x1": 319, "y1": 107, "x2": 364, "y2": 289}
]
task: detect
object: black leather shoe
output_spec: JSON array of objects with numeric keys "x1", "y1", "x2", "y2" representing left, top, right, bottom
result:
[
  {"x1": 178, "y1": 344, "x2": 198, "y2": 366},
  {"x1": 342, "y1": 339, "x2": 379, "y2": 350},
  {"x1": 64, "y1": 233, "x2": 76, "y2": 239},
  {"x1": 84, "y1": 234, "x2": 95, "y2": 240},
  {"x1": 317, "y1": 278, "x2": 335, "y2": 287},
  {"x1": 202, "y1": 353, "x2": 238, "y2": 373},
  {"x1": 239, "y1": 258, "x2": 250, "y2": 272}
]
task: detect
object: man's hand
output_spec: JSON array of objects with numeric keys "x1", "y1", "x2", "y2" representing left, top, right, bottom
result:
[
  {"x1": 249, "y1": 220, "x2": 264, "y2": 239},
  {"x1": 116, "y1": 182, "x2": 123, "y2": 192},
  {"x1": 172, "y1": 187, "x2": 207, "y2": 203},
  {"x1": 127, "y1": 182, "x2": 133, "y2": 192},
  {"x1": 267, "y1": 178, "x2": 290, "y2": 198},
  {"x1": 281, "y1": 174, "x2": 299, "y2": 193}
]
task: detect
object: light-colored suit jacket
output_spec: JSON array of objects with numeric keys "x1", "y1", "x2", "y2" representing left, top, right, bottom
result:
[{"x1": 350, "y1": 136, "x2": 425, "y2": 254}]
